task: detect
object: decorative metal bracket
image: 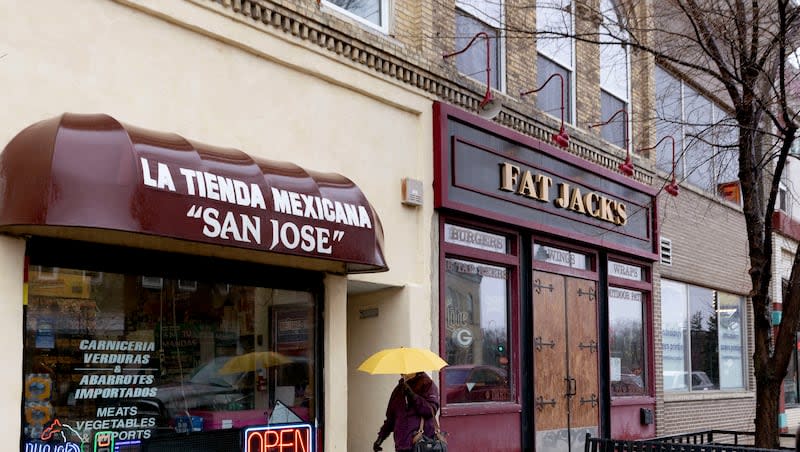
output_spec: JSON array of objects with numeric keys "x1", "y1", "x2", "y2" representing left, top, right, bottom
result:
[
  {"x1": 580, "y1": 394, "x2": 599, "y2": 407},
  {"x1": 534, "y1": 279, "x2": 554, "y2": 294},
  {"x1": 578, "y1": 340, "x2": 598, "y2": 353},
  {"x1": 536, "y1": 396, "x2": 557, "y2": 411},
  {"x1": 534, "y1": 336, "x2": 556, "y2": 351},
  {"x1": 577, "y1": 288, "x2": 596, "y2": 301}
]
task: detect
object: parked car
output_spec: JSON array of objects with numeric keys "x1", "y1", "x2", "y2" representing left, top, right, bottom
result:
[{"x1": 443, "y1": 364, "x2": 510, "y2": 403}]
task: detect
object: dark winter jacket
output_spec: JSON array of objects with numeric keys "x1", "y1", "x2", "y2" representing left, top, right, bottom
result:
[{"x1": 376, "y1": 372, "x2": 440, "y2": 451}]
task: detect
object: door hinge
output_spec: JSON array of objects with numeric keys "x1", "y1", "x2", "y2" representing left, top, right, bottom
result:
[
  {"x1": 535, "y1": 336, "x2": 556, "y2": 350},
  {"x1": 534, "y1": 279, "x2": 554, "y2": 294},
  {"x1": 580, "y1": 394, "x2": 599, "y2": 407},
  {"x1": 578, "y1": 340, "x2": 597, "y2": 353},
  {"x1": 577, "y1": 288, "x2": 596, "y2": 301},
  {"x1": 536, "y1": 396, "x2": 557, "y2": 411}
]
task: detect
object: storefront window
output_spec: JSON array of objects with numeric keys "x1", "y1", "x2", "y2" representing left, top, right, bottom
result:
[
  {"x1": 609, "y1": 287, "x2": 646, "y2": 396},
  {"x1": 785, "y1": 336, "x2": 799, "y2": 406},
  {"x1": 23, "y1": 261, "x2": 316, "y2": 451},
  {"x1": 661, "y1": 279, "x2": 745, "y2": 391},
  {"x1": 782, "y1": 280, "x2": 800, "y2": 406},
  {"x1": 443, "y1": 258, "x2": 511, "y2": 404}
]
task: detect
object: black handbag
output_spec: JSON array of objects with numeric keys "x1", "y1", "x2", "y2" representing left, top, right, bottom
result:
[{"x1": 412, "y1": 416, "x2": 447, "y2": 452}]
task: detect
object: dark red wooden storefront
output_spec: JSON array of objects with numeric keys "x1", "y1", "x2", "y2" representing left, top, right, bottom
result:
[{"x1": 433, "y1": 102, "x2": 659, "y2": 452}]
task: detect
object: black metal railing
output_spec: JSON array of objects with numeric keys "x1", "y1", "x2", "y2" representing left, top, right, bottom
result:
[
  {"x1": 585, "y1": 432, "x2": 792, "y2": 452},
  {"x1": 652, "y1": 430, "x2": 796, "y2": 449}
]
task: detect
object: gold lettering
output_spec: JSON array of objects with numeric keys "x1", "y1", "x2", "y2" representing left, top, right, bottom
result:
[
  {"x1": 517, "y1": 170, "x2": 538, "y2": 199},
  {"x1": 499, "y1": 162, "x2": 519, "y2": 192},
  {"x1": 500, "y1": 166, "x2": 628, "y2": 226},
  {"x1": 568, "y1": 187, "x2": 586, "y2": 213},
  {"x1": 554, "y1": 183, "x2": 570, "y2": 208},
  {"x1": 584, "y1": 192, "x2": 601, "y2": 218},
  {"x1": 537, "y1": 175, "x2": 553, "y2": 201},
  {"x1": 615, "y1": 202, "x2": 628, "y2": 225},
  {"x1": 600, "y1": 197, "x2": 614, "y2": 222}
]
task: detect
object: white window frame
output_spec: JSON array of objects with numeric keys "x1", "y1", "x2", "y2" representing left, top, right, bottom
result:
[
  {"x1": 599, "y1": 0, "x2": 630, "y2": 104},
  {"x1": 322, "y1": 0, "x2": 390, "y2": 34},
  {"x1": 536, "y1": 0, "x2": 575, "y2": 123},
  {"x1": 456, "y1": 0, "x2": 506, "y2": 93},
  {"x1": 599, "y1": 0, "x2": 631, "y2": 151},
  {"x1": 655, "y1": 65, "x2": 739, "y2": 197},
  {"x1": 779, "y1": 181, "x2": 790, "y2": 214},
  {"x1": 660, "y1": 279, "x2": 747, "y2": 392}
]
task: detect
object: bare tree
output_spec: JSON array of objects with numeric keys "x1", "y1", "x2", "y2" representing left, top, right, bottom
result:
[
  {"x1": 444, "y1": 0, "x2": 800, "y2": 444},
  {"x1": 518, "y1": 0, "x2": 800, "y2": 446}
]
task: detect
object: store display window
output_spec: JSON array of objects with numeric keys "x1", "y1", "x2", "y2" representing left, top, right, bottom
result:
[
  {"x1": 440, "y1": 222, "x2": 518, "y2": 407},
  {"x1": 609, "y1": 287, "x2": 646, "y2": 396},
  {"x1": 443, "y1": 258, "x2": 511, "y2": 403},
  {"x1": 607, "y1": 259, "x2": 650, "y2": 397},
  {"x1": 22, "y1": 240, "x2": 319, "y2": 451},
  {"x1": 660, "y1": 279, "x2": 746, "y2": 391}
]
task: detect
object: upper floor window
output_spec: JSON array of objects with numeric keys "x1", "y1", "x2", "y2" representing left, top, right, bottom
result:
[
  {"x1": 456, "y1": 0, "x2": 504, "y2": 90},
  {"x1": 324, "y1": 0, "x2": 389, "y2": 32},
  {"x1": 599, "y1": 0, "x2": 630, "y2": 149},
  {"x1": 779, "y1": 182, "x2": 789, "y2": 213},
  {"x1": 536, "y1": 0, "x2": 574, "y2": 124},
  {"x1": 655, "y1": 65, "x2": 739, "y2": 197}
]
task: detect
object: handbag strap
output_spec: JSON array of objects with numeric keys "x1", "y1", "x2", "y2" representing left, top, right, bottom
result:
[{"x1": 419, "y1": 401, "x2": 442, "y2": 434}]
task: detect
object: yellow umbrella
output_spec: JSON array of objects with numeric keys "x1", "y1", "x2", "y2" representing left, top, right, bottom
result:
[
  {"x1": 357, "y1": 347, "x2": 448, "y2": 375},
  {"x1": 218, "y1": 351, "x2": 292, "y2": 374}
]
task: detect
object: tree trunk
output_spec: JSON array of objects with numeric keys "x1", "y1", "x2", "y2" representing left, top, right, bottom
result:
[{"x1": 754, "y1": 376, "x2": 782, "y2": 448}]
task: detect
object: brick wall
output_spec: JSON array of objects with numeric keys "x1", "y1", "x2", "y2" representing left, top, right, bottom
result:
[
  {"x1": 658, "y1": 185, "x2": 750, "y2": 295},
  {"x1": 659, "y1": 396, "x2": 757, "y2": 436},
  {"x1": 656, "y1": 183, "x2": 756, "y2": 435}
]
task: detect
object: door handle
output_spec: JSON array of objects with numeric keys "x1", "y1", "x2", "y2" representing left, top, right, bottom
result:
[{"x1": 565, "y1": 376, "x2": 576, "y2": 397}]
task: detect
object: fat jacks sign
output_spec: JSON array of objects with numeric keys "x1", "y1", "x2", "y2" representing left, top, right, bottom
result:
[{"x1": 433, "y1": 103, "x2": 657, "y2": 257}]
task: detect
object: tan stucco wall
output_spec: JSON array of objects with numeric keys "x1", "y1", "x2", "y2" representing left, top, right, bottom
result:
[
  {"x1": 0, "y1": 237, "x2": 26, "y2": 442},
  {"x1": 2, "y1": 0, "x2": 435, "y2": 449}
]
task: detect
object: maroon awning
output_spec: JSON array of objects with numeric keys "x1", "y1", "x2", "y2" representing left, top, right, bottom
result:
[{"x1": 0, "y1": 114, "x2": 388, "y2": 273}]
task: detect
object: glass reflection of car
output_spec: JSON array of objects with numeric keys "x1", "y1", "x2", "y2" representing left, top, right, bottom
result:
[
  {"x1": 663, "y1": 370, "x2": 716, "y2": 391},
  {"x1": 156, "y1": 356, "x2": 255, "y2": 417},
  {"x1": 156, "y1": 356, "x2": 312, "y2": 415},
  {"x1": 612, "y1": 373, "x2": 645, "y2": 394},
  {"x1": 443, "y1": 364, "x2": 509, "y2": 403}
]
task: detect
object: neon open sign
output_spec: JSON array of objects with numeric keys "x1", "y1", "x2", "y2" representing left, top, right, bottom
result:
[{"x1": 243, "y1": 423, "x2": 314, "y2": 452}]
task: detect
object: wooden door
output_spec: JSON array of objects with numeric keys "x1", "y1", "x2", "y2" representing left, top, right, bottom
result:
[
  {"x1": 533, "y1": 271, "x2": 599, "y2": 452},
  {"x1": 566, "y1": 277, "x2": 599, "y2": 451}
]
